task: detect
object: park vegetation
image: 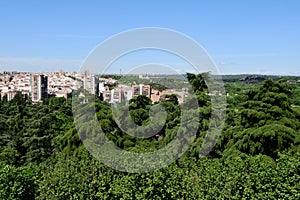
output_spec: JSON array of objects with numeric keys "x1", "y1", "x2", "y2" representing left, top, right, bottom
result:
[{"x1": 0, "y1": 74, "x2": 299, "y2": 199}]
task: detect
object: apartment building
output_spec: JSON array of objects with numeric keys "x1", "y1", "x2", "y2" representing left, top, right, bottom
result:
[
  {"x1": 31, "y1": 74, "x2": 48, "y2": 103},
  {"x1": 84, "y1": 75, "x2": 99, "y2": 95}
]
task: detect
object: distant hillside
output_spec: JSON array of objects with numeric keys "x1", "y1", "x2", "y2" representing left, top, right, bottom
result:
[{"x1": 220, "y1": 74, "x2": 300, "y2": 83}]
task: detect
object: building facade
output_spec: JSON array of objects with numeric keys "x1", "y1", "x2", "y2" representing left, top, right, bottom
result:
[
  {"x1": 31, "y1": 74, "x2": 48, "y2": 103},
  {"x1": 84, "y1": 75, "x2": 99, "y2": 95}
]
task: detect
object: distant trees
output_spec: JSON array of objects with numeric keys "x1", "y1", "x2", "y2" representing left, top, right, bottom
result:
[{"x1": 186, "y1": 72, "x2": 208, "y2": 93}]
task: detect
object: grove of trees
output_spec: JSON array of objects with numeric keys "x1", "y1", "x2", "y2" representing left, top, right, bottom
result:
[{"x1": 0, "y1": 74, "x2": 299, "y2": 199}]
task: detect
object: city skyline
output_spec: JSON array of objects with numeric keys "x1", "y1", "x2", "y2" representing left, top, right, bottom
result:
[{"x1": 0, "y1": 1, "x2": 299, "y2": 75}]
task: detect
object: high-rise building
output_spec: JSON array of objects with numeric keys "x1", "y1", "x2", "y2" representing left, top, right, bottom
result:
[
  {"x1": 31, "y1": 74, "x2": 48, "y2": 103},
  {"x1": 83, "y1": 74, "x2": 99, "y2": 95}
]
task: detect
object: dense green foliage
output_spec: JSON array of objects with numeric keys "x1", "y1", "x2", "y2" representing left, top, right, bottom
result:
[{"x1": 0, "y1": 75, "x2": 299, "y2": 199}]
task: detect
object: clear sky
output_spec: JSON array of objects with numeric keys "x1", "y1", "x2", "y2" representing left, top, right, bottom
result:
[{"x1": 0, "y1": 0, "x2": 299, "y2": 75}]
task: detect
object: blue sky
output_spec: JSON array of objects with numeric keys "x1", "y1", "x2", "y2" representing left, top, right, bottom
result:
[{"x1": 0, "y1": 0, "x2": 299, "y2": 75}]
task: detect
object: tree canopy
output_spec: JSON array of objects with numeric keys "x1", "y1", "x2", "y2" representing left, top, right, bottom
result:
[{"x1": 0, "y1": 75, "x2": 299, "y2": 199}]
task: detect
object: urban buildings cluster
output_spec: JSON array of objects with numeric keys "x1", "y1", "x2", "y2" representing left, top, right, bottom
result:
[
  {"x1": 98, "y1": 82, "x2": 189, "y2": 104},
  {"x1": 0, "y1": 71, "x2": 31, "y2": 101},
  {"x1": 0, "y1": 70, "x2": 82, "y2": 103},
  {"x1": 0, "y1": 70, "x2": 189, "y2": 104},
  {"x1": 84, "y1": 74, "x2": 189, "y2": 104}
]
